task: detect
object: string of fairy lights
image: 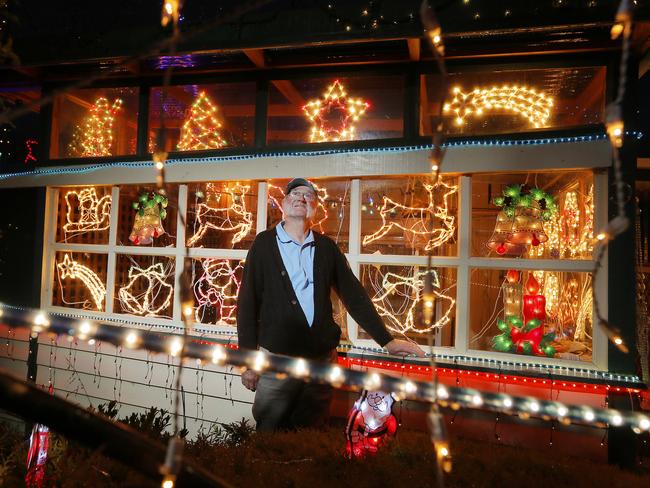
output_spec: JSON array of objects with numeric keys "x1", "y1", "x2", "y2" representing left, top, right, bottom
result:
[{"x1": 1, "y1": 303, "x2": 649, "y2": 435}]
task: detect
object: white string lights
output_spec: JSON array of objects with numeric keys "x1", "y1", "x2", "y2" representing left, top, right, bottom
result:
[
  {"x1": 192, "y1": 259, "x2": 242, "y2": 325},
  {"x1": 117, "y1": 263, "x2": 174, "y2": 317},
  {"x1": 63, "y1": 187, "x2": 111, "y2": 237},
  {"x1": 2, "y1": 304, "x2": 648, "y2": 433},
  {"x1": 187, "y1": 183, "x2": 253, "y2": 247},
  {"x1": 56, "y1": 254, "x2": 106, "y2": 311},
  {"x1": 443, "y1": 85, "x2": 553, "y2": 128},
  {"x1": 362, "y1": 180, "x2": 457, "y2": 252}
]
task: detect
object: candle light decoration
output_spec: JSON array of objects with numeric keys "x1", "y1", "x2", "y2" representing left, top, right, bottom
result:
[
  {"x1": 523, "y1": 274, "x2": 546, "y2": 325},
  {"x1": 487, "y1": 184, "x2": 557, "y2": 256},
  {"x1": 129, "y1": 191, "x2": 169, "y2": 245},
  {"x1": 502, "y1": 270, "x2": 523, "y2": 319},
  {"x1": 302, "y1": 80, "x2": 369, "y2": 143}
]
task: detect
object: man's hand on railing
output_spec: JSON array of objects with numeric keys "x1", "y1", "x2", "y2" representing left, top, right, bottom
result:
[{"x1": 384, "y1": 339, "x2": 425, "y2": 357}]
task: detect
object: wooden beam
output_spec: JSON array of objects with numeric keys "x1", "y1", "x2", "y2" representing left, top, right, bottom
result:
[
  {"x1": 243, "y1": 48, "x2": 266, "y2": 68},
  {"x1": 420, "y1": 75, "x2": 431, "y2": 134},
  {"x1": 407, "y1": 38, "x2": 420, "y2": 61}
]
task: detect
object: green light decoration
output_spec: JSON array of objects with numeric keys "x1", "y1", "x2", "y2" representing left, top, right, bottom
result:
[
  {"x1": 492, "y1": 315, "x2": 556, "y2": 358},
  {"x1": 492, "y1": 184, "x2": 557, "y2": 220}
]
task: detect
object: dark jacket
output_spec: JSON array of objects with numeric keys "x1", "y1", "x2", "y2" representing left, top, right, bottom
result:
[{"x1": 236, "y1": 226, "x2": 393, "y2": 358}]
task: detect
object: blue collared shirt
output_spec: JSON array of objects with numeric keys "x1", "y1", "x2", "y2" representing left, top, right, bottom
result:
[{"x1": 275, "y1": 222, "x2": 315, "y2": 327}]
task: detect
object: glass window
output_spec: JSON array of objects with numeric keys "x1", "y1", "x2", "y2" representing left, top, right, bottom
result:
[
  {"x1": 148, "y1": 82, "x2": 256, "y2": 153},
  {"x1": 186, "y1": 257, "x2": 244, "y2": 327},
  {"x1": 50, "y1": 87, "x2": 139, "y2": 159},
  {"x1": 472, "y1": 171, "x2": 594, "y2": 260},
  {"x1": 52, "y1": 251, "x2": 108, "y2": 312},
  {"x1": 114, "y1": 254, "x2": 175, "y2": 318},
  {"x1": 186, "y1": 181, "x2": 257, "y2": 250},
  {"x1": 267, "y1": 178, "x2": 351, "y2": 253},
  {"x1": 0, "y1": 88, "x2": 41, "y2": 173},
  {"x1": 117, "y1": 185, "x2": 178, "y2": 248},
  {"x1": 469, "y1": 268, "x2": 593, "y2": 363},
  {"x1": 421, "y1": 66, "x2": 605, "y2": 136},
  {"x1": 359, "y1": 264, "x2": 456, "y2": 346},
  {"x1": 55, "y1": 186, "x2": 112, "y2": 244},
  {"x1": 361, "y1": 176, "x2": 458, "y2": 256},
  {"x1": 267, "y1": 76, "x2": 404, "y2": 145}
]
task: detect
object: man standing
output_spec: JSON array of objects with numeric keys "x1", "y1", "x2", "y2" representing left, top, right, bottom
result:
[{"x1": 237, "y1": 178, "x2": 423, "y2": 431}]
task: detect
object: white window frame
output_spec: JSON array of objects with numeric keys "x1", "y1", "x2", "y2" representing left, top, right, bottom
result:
[{"x1": 41, "y1": 170, "x2": 608, "y2": 371}]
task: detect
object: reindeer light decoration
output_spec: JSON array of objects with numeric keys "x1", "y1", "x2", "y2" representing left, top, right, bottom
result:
[
  {"x1": 187, "y1": 183, "x2": 253, "y2": 247},
  {"x1": 362, "y1": 179, "x2": 457, "y2": 252}
]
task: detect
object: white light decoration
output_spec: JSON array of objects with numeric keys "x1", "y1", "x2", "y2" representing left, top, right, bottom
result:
[
  {"x1": 212, "y1": 345, "x2": 227, "y2": 365},
  {"x1": 192, "y1": 259, "x2": 243, "y2": 325},
  {"x1": 252, "y1": 351, "x2": 267, "y2": 372},
  {"x1": 363, "y1": 180, "x2": 457, "y2": 252},
  {"x1": 118, "y1": 263, "x2": 174, "y2": 317},
  {"x1": 370, "y1": 269, "x2": 455, "y2": 334},
  {"x1": 169, "y1": 337, "x2": 182, "y2": 357},
  {"x1": 503, "y1": 397, "x2": 513, "y2": 408},
  {"x1": 63, "y1": 187, "x2": 111, "y2": 237},
  {"x1": 471, "y1": 394, "x2": 483, "y2": 406},
  {"x1": 329, "y1": 366, "x2": 344, "y2": 386},
  {"x1": 187, "y1": 183, "x2": 252, "y2": 247},
  {"x1": 125, "y1": 331, "x2": 139, "y2": 347},
  {"x1": 437, "y1": 386, "x2": 449, "y2": 400},
  {"x1": 302, "y1": 80, "x2": 369, "y2": 143},
  {"x1": 293, "y1": 358, "x2": 309, "y2": 378},
  {"x1": 443, "y1": 85, "x2": 553, "y2": 128},
  {"x1": 364, "y1": 373, "x2": 382, "y2": 390},
  {"x1": 57, "y1": 254, "x2": 106, "y2": 311},
  {"x1": 584, "y1": 410, "x2": 595, "y2": 422},
  {"x1": 611, "y1": 414, "x2": 623, "y2": 426}
]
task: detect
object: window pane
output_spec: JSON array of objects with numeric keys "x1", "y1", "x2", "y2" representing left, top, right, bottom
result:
[
  {"x1": 267, "y1": 178, "x2": 351, "y2": 253},
  {"x1": 117, "y1": 185, "x2": 178, "y2": 248},
  {"x1": 187, "y1": 257, "x2": 244, "y2": 327},
  {"x1": 472, "y1": 171, "x2": 594, "y2": 260},
  {"x1": 186, "y1": 181, "x2": 257, "y2": 250},
  {"x1": 149, "y1": 82, "x2": 256, "y2": 152},
  {"x1": 267, "y1": 76, "x2": 404, "y2": 145},
  {"x1": 114, "y1": 254, "x2": 175, "y2": 318},
  {"x1": 361, "y1": 176, "x2": 458, "y2": 256},
  {"x1": 421, "y1": 67, "x2": 605, "y2": 136},
  {"x1": 359, "y1": 264, "x2": 456, "y2": 347},
  {"x1": 50, "y1": 87, "x2": 139, "y2": 158},
  {"x1": 52, "y1": 251, "x2": 108, "y2": 312},
  {"x1": 54, "y1": 186, "x2": 112, "y2": 244},
  {"x1": 469, "y1": 268, "x2": 593, "y2": 362}
]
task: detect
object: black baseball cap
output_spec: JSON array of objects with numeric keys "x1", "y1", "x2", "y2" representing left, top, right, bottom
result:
[{"x1": 285, "y1": 178, "x2": 316, "y2": 195}]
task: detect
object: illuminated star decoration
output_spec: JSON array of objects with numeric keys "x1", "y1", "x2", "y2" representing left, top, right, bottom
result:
[
  {"x1": 187, "y1": 183, "x2": 253, "y2": 247},
  {"x1": 176, "y1": 91, "x2": 227, "y2": 151},
  {"x1": 118, "y1": 263, "x2": 174, "y2": 317},
  {"x1": 303, "y1": 80, "x2": 369, "y2": 142},
  {"x1": 24, "y1": 139, "x2": 38, "y2": 164},
  {"x1": 193, "y1": 259, "x2": 243, "y2": 325},
  {"x1": 63, "y1": 187, "x2": 112, "y2": 237},
  {"x1": 362, "y1": 180, "x2": 457, "y2": 252},
  {"x1": 57, "y1": 254, "x2": 106, "y2": 311},
  {"x1": 68, "y1": 97, "x2": 123, "y2": 157},
  {"x1": 371, "y1": 270, "x2": 455, "y2": 334},
  {"x1": 268, "y1": 182, "x2": 330, "y2": 233},
  {"x1": 443, "y1": 85, "x2": 553, "y2": 128}
]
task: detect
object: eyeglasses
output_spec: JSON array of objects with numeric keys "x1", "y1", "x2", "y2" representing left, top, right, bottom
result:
[{"x1": 288, "y1": 189, "x2": 317, "y2": 202}]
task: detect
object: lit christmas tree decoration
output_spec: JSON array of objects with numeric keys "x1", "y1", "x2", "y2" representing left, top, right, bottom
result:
[
  {"x1": 443, "y1": 85, "x2": 553, "y2": 128},
  {"x1": 118, "y1": 262, "x2": 174, "y2": 316},
  {"x1": 303, "y1": 80, "x2": 369, "y2": 142},
  {"x1": 56, "y1": 254, "x2": 106, "y2": 311},
  {"x1": 67, "y1": 97, "x2": 123, "y2": 157},
  {"x1": 176, "y1": 91, "x2": 227, "y2": 151}
]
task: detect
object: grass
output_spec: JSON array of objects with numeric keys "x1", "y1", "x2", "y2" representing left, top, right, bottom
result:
[{"x1": 1, "y1": 415, "x2": 649, "y2": 488}]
